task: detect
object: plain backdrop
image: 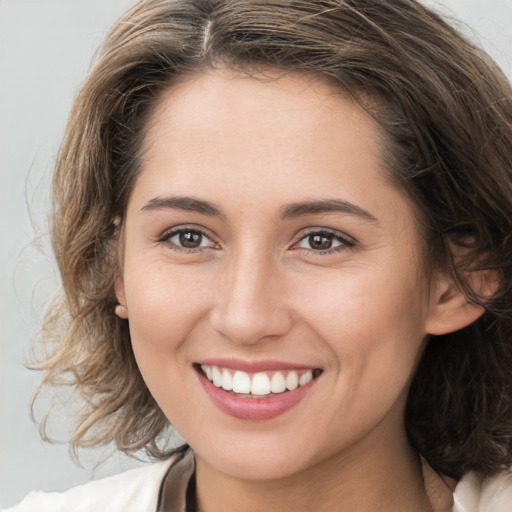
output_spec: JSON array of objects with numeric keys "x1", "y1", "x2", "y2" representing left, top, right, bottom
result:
[{"x1": 1, "y1": 0, "x2": 511, "y2": 507}]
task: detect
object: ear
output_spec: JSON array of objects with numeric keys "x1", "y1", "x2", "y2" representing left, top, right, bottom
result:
[
  {"x1": 112, "y1": 216, "x2": 128, "y2": 319},
  {"x1": 425, "y1": 269, "x2": 498, "y2": 336},
  {"x1": 114, "y1": 275, "x2": 129, "y2": 319}
]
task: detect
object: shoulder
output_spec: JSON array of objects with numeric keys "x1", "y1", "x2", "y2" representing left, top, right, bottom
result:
[
  {"x1": 2, "y1": 458, "x2": 174, "y2": 512},
  {"x1": 453, "y1": 468, "x2": 512, "y2": 512}
]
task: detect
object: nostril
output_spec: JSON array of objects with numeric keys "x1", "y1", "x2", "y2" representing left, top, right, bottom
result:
[{"x1": 209, "y1": 304, "x2": 293, "y2": 346}]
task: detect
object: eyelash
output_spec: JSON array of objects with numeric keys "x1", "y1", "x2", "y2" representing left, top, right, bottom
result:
[
  {"x1": 291, "y1": 228, "x2": 356, "y2": 255},
  {"x1": 158, "y1": 226, "x2": 355, "y2": 255},
  {"x1": 158, "y1": 226, "x2": 218, "y2": 253}
]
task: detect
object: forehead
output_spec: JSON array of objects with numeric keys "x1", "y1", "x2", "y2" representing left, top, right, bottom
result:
[
  {"x1": 148, "y1": 68, "x2": 356, "y2": 127},
  {"x1": 132, "y1": 68, "x2": 420, "y2": 253},
  {"x1": 140, "y1": 68, "x2": 386, "y2": 194}
]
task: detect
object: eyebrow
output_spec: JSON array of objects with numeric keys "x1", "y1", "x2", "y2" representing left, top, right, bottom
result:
[
  {"x1": 141, "y1": 196, "x2": 224, "y2": 217},
  {"x1": 280, "y1": 199, "x2": 377, "y2": 222},
  {"x1": 140, "y1": 195, "x2": 377, "y2": 223}
]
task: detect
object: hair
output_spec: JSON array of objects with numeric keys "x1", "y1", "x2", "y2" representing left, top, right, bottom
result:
[{"x1": 35, "y1": 0, "x2": 512, "y2": 479}]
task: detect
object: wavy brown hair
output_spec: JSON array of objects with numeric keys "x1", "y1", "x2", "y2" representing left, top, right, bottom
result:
[{"x1": 35, "y1": 0, "x2": 512, "y2": 479}]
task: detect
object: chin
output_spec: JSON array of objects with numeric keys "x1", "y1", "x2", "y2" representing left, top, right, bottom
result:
[{"x1": 191, "y1": 432, "x2": 321, "y2": 481}]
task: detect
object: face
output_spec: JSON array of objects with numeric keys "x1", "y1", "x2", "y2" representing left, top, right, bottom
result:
[{"x1": 116, "y1": 68, "x2": 437, "y2": 481}]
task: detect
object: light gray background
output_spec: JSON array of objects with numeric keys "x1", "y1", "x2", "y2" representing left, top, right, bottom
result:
[{"x1": 1, "y1": 0, "x2": 511, "y2": 508}]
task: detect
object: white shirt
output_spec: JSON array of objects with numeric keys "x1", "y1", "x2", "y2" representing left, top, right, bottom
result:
[{"x1": 4, "y1": 451, "x2": 512, "y2": 512}]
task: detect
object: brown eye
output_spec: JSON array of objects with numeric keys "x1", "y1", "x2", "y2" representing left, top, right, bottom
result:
[
  {"x1": 165, "y1": 228, "x2": 216, "y2": 250},
  {"x1": 308, "y1": 233, "x2": 334, "y2": 250},
  {"x1": 296, "y1": 230, "x2": 353, "y2": 253},
  {"x1": 179, "y1": 230, "x2": 203, "y2": 248}
]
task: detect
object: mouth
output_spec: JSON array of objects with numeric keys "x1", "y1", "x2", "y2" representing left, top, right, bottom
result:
[
  {"x1": 194, "y1": 361, "x2": 322, "y2": 420},
  {"x1": 196, "y1": 364, "x2": 322, "y2": 398}
]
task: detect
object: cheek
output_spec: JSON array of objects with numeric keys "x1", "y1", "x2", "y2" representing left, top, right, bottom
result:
[
  {"x1": 122, "y1": 267, "x2": 214, "y2": 412},
  {"x1": 124, "y1": 271, "x2": 203, "y2": 416},
  {"x1": 297, "y1": 265, "x2": 426, "y2": 340},
  {"x1": 304, "y1": 274, "x2": 427, "y2": 438},
  {"x1": 125, "y1": 260, "x2": 211, "y2": 348},
  {"x1": 296, "y1": 264, "x2": 429, "y2": 402}
]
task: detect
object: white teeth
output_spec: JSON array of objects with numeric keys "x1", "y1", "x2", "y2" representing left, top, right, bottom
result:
[
  {"x1": 299, "y1": 370, "x2": 313, "y2": 386},
  {"x1": 232, "y1": 371, "x2": 251, "y2": 394},
  {"x1": 201, "y1": 364, "x2": 212, "y2": 381},
  {"x1": 270, "y1": 372, "x2": 286, "y2": 394},
  {"x1": 286, "y1": 371, "x2": 299, "y2": 391},
  {"x1": 212, "y1": 367, "x2": 222, "y2": 387},
  {"x1": 251, "y1": 373, "x2": 271, "y2": 395},
  {"x1": 201, "y1": 366, "x2": 316, "y2": 395},
  {"x1": 221, "y1": 369, "x2": 233, "y2": 391}
]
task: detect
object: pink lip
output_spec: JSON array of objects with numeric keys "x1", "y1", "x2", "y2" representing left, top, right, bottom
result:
[
  {"x1": 197, "y1": 357, "x2": 317, "y2": 373},
  {"x1": 195, "y1": 364, "x2": 320, "y2": 421}
]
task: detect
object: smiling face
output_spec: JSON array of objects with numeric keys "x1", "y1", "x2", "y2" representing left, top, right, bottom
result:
[{"x1": 115, "y1": 68, "x2": 441, "y2": 482}]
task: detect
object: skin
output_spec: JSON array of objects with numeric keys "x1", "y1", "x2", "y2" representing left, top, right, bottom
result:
[{"x1": 115, "y1": 68, "x2": 482, "y2": 512}]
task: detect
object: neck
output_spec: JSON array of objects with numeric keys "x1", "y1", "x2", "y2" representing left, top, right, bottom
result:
[{"x1": 194, "y1": 428, "x2": 434, "y2": 512}]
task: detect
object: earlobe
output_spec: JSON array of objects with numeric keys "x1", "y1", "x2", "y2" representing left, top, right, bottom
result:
[
  {"x1": 112, "y1": 217, "x2": 128, "y2": 319},
  {"x1": 114, "y1": 276, "x2": 129, "y2": 320},
  {"x1": 425, "y1": 269, "x2": 497, "y2": 336},
  {"x1": 115, "y1": 303, "x2": 129, "y2": 319},
  {"x1": 425, "y1": 288, "x2": 484, "y2": 336}
]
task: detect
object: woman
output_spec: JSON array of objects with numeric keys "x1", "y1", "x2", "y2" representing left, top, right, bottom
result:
[{"x1": 5, "y1": 0, "x2": 512, "y2": 511}]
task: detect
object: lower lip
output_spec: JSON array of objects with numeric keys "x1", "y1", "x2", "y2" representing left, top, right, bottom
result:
[{"x1": 196, "y1": 368, "x2": 319, "y2": 421}]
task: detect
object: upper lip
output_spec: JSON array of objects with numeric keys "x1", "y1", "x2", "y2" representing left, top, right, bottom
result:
[{"x1": 196, "y1": 357, "x2": 320, "y2": 373}]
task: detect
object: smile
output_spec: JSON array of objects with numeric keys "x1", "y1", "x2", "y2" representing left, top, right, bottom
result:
[
  {"x1": 195, "y1": 361, "x2": 322, "y2": 420},
  {"x1": 200, "y1": 365, "x2": 318, "y2": 396}
]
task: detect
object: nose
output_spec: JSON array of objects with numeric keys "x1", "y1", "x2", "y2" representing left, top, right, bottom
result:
[{"x1": 209, "y1": 250, "x2": 293, "y2": 345}]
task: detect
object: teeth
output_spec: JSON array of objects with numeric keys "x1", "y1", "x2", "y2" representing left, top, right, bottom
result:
[
  {"x1": 251, "y1": 373, "x2": 271, "y2": 395},
  {"x1": 286, "y1": 371, "x2": 299, "y2": 391},
  {"x1": 270, "y1": 372, "x2": 286, "y2": 393},
  {"x1": 201, "y1": 366, "x2": 317, "y2": 395},
  {"x1": 201, "y1": 365, "x2": 212, "y2": 381},
  {"x1": 221, "y1": 369, "x2": 233, "y2": 391},
  {"x1": 212, "y1": 367, "x2": 222, "y2": 387},
  {"x1": 299, "y1": 370, "x2": 313, "y2": 386},
  {"x1": 232, "y1": 371, "x2": 251, "y2": 394}
]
